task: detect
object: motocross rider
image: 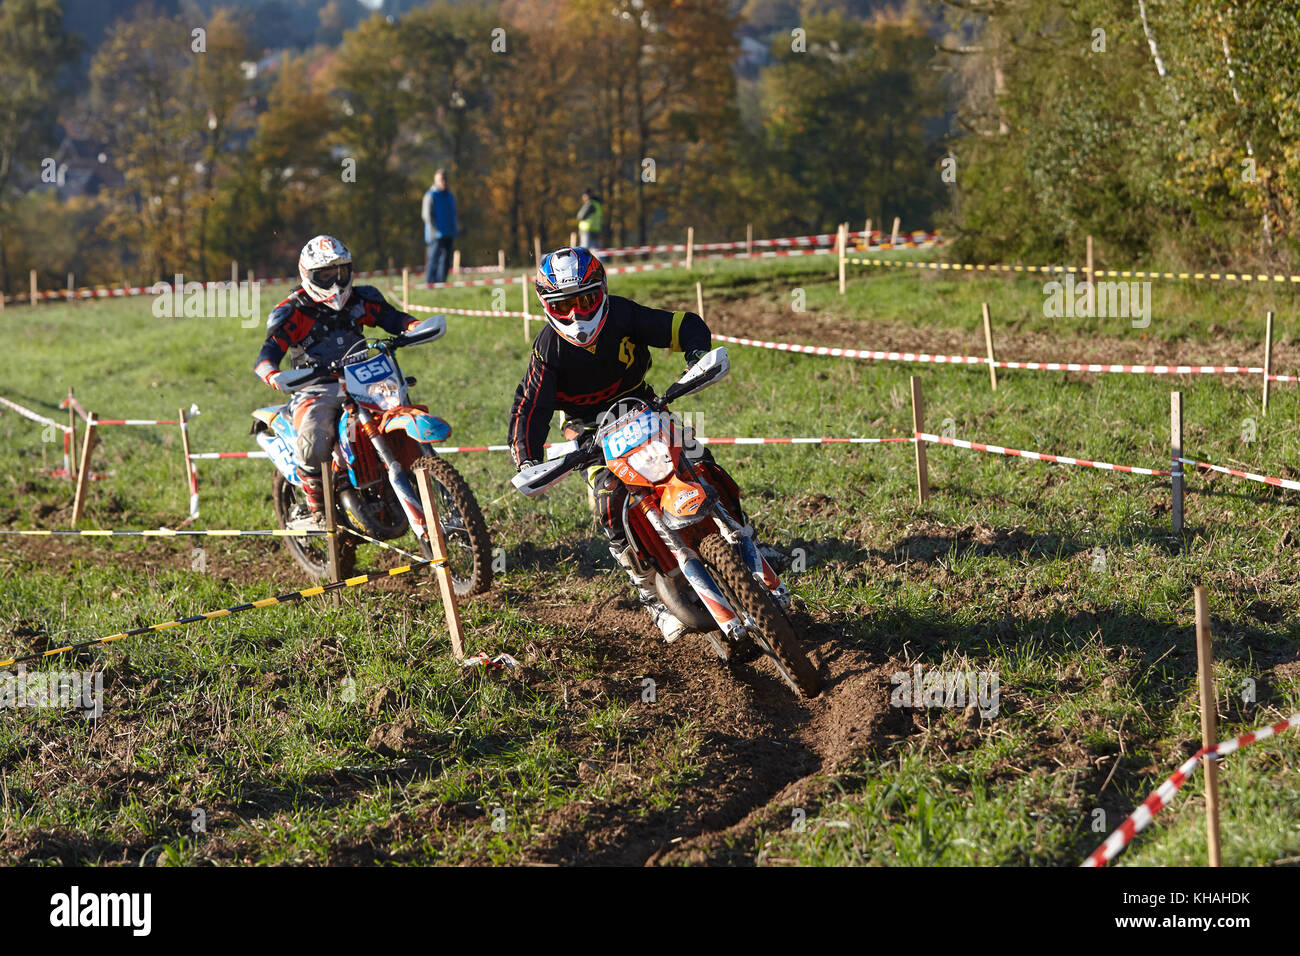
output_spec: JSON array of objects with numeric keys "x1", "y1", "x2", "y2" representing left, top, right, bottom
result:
[
  {"x1": 509, "y1": 246, "x2": 742, "y2": 642},
  {"x1": 253, "y1": 235, "x2": 422, "y2": 529}
]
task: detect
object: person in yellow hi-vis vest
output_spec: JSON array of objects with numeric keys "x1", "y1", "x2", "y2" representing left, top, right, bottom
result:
[{"x1": 576, "y1": 188, "x2": 605, "y2": 249}]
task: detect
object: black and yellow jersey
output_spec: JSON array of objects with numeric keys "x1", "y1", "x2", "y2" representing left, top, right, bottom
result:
[{"x1": 508, "y1": 295, "x2": 710, "y2": 465}]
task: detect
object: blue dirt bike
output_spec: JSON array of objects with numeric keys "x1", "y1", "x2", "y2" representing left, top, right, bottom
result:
[{"x1": 250, "y1": 316, "x2": 493, "y2": 595}]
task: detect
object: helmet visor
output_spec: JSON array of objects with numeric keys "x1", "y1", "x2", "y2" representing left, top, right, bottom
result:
[
  {"x1": 546, "y1": 290, "x2": 602, "y2": 322},
  {"x1": 310, "y1": 263, "x2": 352, "y2": 289}
]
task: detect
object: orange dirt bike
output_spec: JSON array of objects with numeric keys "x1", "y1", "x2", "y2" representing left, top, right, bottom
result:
[
  {"x1": 511, "y1": 347, "x2": 821, "y2": 698},
  {"x1": 251, "y1": 316, "x2": 493, "y2": 595}
]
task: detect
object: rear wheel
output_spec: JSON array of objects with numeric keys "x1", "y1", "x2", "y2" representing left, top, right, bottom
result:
[
  {"x1": 411, "y1": 455, "x2": 493, "y2": 597},
  {"x1": 698, "y1": 533, "x2": 821, "y2": 697},
  {"x1": 272, "y1": 471, "x2": 355, "y2": 580}
]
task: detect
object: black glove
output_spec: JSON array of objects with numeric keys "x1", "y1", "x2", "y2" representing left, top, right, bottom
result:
[
  {"x1": 517, "y1": 459, "x2": 540, "y2": 472},
  {"x1": 685, "y1": 349, "x2": 708, "y2": 369}
]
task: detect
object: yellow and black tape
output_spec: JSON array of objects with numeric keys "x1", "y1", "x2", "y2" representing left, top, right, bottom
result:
[
  {"x1": 0, "y1": 557, "x2": 443, "y2": 670},
  {"x1": 846, "y1": 256, "x2": 1300, "y2": 284}
]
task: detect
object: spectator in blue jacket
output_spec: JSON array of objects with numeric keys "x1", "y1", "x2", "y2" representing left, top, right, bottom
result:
[{"x1": 422, "y1": 169, "x2": 458, "y2": 284}]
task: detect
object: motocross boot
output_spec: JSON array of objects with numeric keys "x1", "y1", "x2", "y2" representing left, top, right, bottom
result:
[
  {"x1": 287, "y1": 468, "x2": 327, "y2": 532},
  {"x1": 609, "y1": 544, "x2": 687, "y2": 643}
]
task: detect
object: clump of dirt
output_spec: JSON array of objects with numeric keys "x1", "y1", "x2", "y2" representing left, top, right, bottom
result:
[{"x1": 365, "y1": 716, "x2": 421, "y2": 755}]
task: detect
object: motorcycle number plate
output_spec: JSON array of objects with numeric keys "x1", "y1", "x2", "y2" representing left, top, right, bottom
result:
[
  {"x1": 601, "y1": 409, "x2": 660, "y2": 461},
  {"x1": 346, "y1": 354, "x2": 396, "y2": 385}
]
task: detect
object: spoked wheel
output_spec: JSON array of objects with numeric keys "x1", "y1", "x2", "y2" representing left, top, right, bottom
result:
[
  {"x1": 272, "y1": 471, "x2": 355, "y2": 580},
  {"x1": 698, "y1": 533, "x2": 821, "y2": 698},
  {"x1": 411, "y1": 455, "x2": 493, "y2": 597}
]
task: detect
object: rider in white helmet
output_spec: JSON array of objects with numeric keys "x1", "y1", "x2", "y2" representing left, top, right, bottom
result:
[{"x1": 253, "y1": 235, "x2": 421, "y2": 527}]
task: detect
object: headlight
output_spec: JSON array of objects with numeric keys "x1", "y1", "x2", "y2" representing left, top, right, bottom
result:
[
  {"x1": 367, "y1": 381, "x2": 401, "y2": 410},
  {"x1": 627, "y1": 440, "x2": 674, "y2": 482}
]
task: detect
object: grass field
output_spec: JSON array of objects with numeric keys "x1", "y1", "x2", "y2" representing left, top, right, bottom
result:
[{"x1": 1, "y1": 248, "x2": 1298, "y2": 866}]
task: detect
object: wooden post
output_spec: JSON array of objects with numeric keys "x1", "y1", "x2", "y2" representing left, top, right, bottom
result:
[
  {"x1": 452, "y1": 249, "x2": 461, "y2": 275},
  {"x1": 498, "y1": 249, "x2": 505, "y2": 272},
  {"x1": 569, "y1": 230, "x2": 578, "y2": 249},
  {"x1": 746, "y1": 222, "x2": 753, "y2": 256},
  {"x1": 1194, "y1": 585, "x2": 1223, "y2": 867},
  {"x1": 686, "y1": 227, "x2": 695, "y2": 270},
  {"x1": 231, "y1": 260, "x2": 238, "y2": 287},
  {"x1": 911, "y1": 377, "x2": 930, "y2": 504},
  {"x1": 695, "y1": 281, "x2": 704, "y2": 321},
  {"x1": 67, "y1": 272, "x2": 75, "y2": 302},
  {"x1": 838, "y1": 223, "x2": 847, "y2": 295},
  {"x1": 71, "y1": 414, "x2": 98, "y2": 526},
  {"x1": 982, "y1": 302, "x2": 999, "y2": 391},
  {"x1": 865, "y1": 218, "x2": 873, "y2": 250},
  {"x1": 1085, "y1": 235, "x2": 1095, "y2": 287},
  {"x1": 321, "y1": 477, "x2": 342, "y2": 603},
  {"x1": 1262, "y1": 310, "x2": 1274, "y2": 415},
  {"x1": 67, "y1": 389, "x2": 78, "y2": 481},
  {"x1": 1171, "y1": 391, "x2": 1184, "y2": 535},
  {"x1": 890, "y1": 216, "x2": 900, "y2": 247},
  {"x1": 533, "y1": 235, "x2": 542, "y2": 267},
  {"x1": 522, "y1": 273, "x2": 530, "y2": 343},
  {"x1": 401, "y1": 268, "x2": 410, "y2": 313},
  {"x1": 178, "y1": 407, "x2": 197, "y2": 519},
  {"x1": 413, "y1": 466, "x2": 467, "y2": 660},
  {"x1": 30, "y1": 269, "x2": 38, "y2": 306}
]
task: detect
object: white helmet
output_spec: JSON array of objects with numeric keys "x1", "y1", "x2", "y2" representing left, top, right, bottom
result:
[{"x1": 298, "y1": 235, "x2": 354, "y2": 311}]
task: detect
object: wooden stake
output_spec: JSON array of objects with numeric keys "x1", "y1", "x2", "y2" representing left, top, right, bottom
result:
[
  {"x1": 413, "y1": 466, "x2": 466, "y2": 660},
  {"x1": 533, "y1": 235, "x2": 542, "y2": 266},
  {"x1": 686, "y1": 227, "x2": 694, "y2": 270},
  {"x1": 865, "y1": 218, "x2": 873, "y2": 250},
  {"x1": 838, "y1": 223, "x2": 847, "y2": 295},
  {"x1": 1262, "y1": 310, "x2": 1274, "y2": 415},
  {"x1": 321, "y1": 477, "x2": 342, "y2": 603},
  {"x1": 1171, "y1": 391, "x2": 1184, "y2": 535},
  {"x1": 890, "y1": 216, "x2": 900, "y2": 247},
  {"x1": 570, "y1": 230, "x2": 578, "y2": 249},
  {"x1": 71, "y1": 414, "x2": 98, "y2": 526},
  {"x1": 982, "y1": 302, "x2": 999, "y2": 391},
  {"x1": 401, "y1": 268, "x2": 410, "y2": 313},
  {"x1": 1194, "y1": 585, "x2": 1223, "y2": 867},
  {"x1": 911, "y1": 377, "x2": 929, "y2": 504},
  {"x1": 746, "y1": 222, "x2": 753, "y2": 256},
  {"x1": 522, "y1": 272, "x2": 531, "y2": 343},
  {"x1": 178, "y1": 406, "x2": 198, "y2": 519},
  {"x1": 452, "y1": 249, "x2": 461, "y2": 275},
  {"x1": 1086, "y1": 234, "x2": 1094, "y2": 288},
  {"x1": 67, "y1": 272, "x2": 75, "y2": 302},
  {"x1": 498, "y1": 249, "x2": 505, "y2": 272},
  {"x1": 67, "y1": 388, "x2": 78, "y2": 481},
  {"x1": 695, "y1": 281, "x2": 704, "y2": 321},
  {"x1": 30, "y1": 269, "x2": 38, "y2": 306}
]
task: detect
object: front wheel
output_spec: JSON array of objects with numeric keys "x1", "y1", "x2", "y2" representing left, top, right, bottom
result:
[
  {"x1": 698, "y1": 533, "x2": 821, "y2": 698},
  {"x1": 411, "y1": 455, "x2": 493, "y2": 597}
]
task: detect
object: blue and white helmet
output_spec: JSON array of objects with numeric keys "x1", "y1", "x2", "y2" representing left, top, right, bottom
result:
[
  {"x1": 535, "y1": 247, "x2": 608, "y2": 346},
  {"x1": 298, "y1": 235, "x2": 354, "y2": 312}
]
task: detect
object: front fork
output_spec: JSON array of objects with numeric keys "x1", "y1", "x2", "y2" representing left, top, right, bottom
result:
[
  {"x1": 637, "y1": 497, "x2": 748, "y2": 640},
  {"x1": 351, "y1": 404, "x2": 428, "y2": 541}
]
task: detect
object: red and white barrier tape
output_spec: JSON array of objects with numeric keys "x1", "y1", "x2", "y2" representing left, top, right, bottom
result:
[
  {"x1": 188, "y1": 435, "x2": 912, "y2": 461},
  {"x1": 1178, "y1": 457, "x2": 1300, "y2": 492},
  {"x1": 917, "y1": 432, "x2": 1170, "y2": 476},
  {"x1": 1083, "y1": 712, "x2": 1300, "y2": 867},
  {"x1": 0, "y1": 396, "x2": 72, "y2": 433},
  {"x1": 849, "y1": 255, "x2": 1300, "y2": 284},
  {"x1": 404, "y1": 304, "x2": 528, "y2": 318},
  {"x1": 716, "y1": 332, "x2": 1300, "y2": 381}
]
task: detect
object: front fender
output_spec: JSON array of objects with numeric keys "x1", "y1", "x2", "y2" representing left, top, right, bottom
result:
[{"x1": 381, "y1": 406, "x2": 451, "y2": 444}]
